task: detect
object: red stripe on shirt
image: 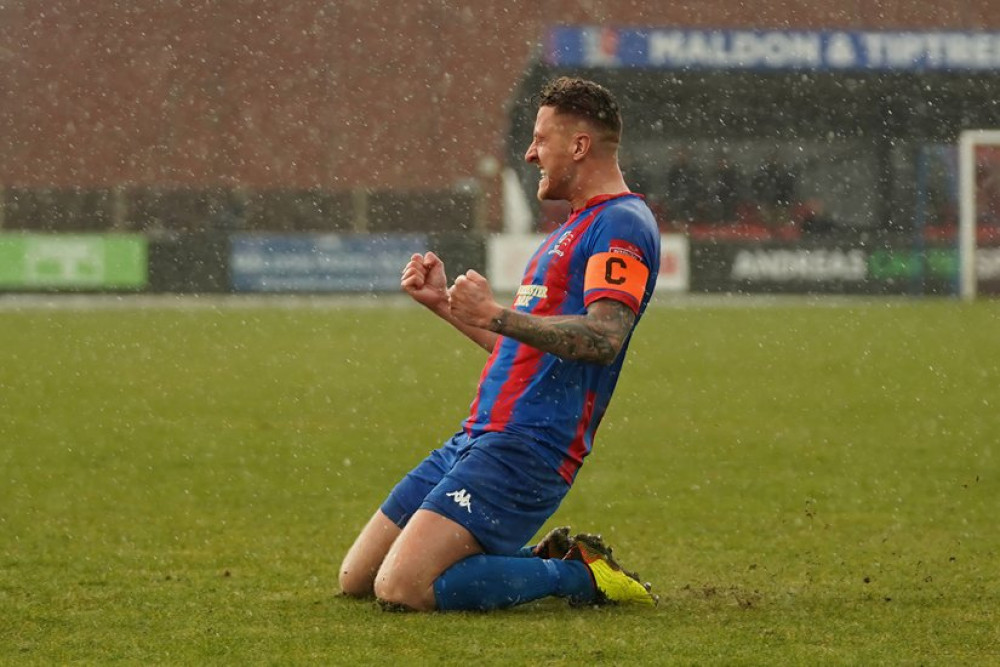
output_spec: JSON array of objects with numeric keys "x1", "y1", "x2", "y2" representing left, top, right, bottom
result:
[
  {"x1": 480, "y1": 344, "x2": 544, "y2": 432},
  {"x1": 464, "y1": 341, "x2": 502, "y2": 435},
  {"x1": 557, "y1": 389, "x2": 597, "y2": 484}
]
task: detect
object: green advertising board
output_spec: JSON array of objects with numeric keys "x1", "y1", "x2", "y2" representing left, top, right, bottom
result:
[{"x1": 0, "y1": 234, "x2": 148, "y2": 289}]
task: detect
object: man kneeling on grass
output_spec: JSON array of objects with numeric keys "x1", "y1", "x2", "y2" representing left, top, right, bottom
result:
[{"x1": 338, "y1": 77, "x2": 660, "y2": 612}]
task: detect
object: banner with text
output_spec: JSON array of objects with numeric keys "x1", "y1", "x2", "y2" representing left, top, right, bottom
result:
[
  {"x1": 546, "y1": 27, "x2": 1000, "y2": 72},
  {"x1": 690, "y1": 241, "x2": 1000, "y2": 296},
  {"x1": 229, "y1": 233, "x2": 427, "y2": 292},
  {"x1": 0, "y1": 233, "x2": 147, "y2": 290}
]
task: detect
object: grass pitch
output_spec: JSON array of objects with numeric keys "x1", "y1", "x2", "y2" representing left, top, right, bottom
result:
[{"x1": 1, "y1": 296, "x2": 998, "y2": 664}]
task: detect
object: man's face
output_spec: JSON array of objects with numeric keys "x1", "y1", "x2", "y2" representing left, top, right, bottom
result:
[{"x1": 524, "y1": 106, "x2": 578, "y2": 202}]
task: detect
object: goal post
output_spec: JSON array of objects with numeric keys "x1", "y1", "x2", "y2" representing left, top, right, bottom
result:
[{"x1": 958, "y1": 129, "x2": 1000, "y2": 301}]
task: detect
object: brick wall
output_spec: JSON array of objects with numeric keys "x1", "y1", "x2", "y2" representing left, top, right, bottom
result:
[{"x1": 1, "y1": 0, "x2": 996, "y2": 192}]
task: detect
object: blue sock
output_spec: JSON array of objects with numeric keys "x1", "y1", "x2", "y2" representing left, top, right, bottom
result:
[{"x1": 433, "y1": 554, "x2": 595, "y2": 611}]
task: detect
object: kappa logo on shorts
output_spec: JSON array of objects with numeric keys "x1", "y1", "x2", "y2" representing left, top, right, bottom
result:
[{"x1": 445, "y1": 488, "x2": 473, "y2": 513}]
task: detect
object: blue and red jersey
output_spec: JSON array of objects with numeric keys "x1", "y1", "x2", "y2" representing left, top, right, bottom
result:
[{"x1": 462, "y1": 192, "x2": 660, "y2": 485}]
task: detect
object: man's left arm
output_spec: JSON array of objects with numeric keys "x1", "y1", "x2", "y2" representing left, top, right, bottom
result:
[
  {"x1": 488, "y1": 298, "x2": 634, "y2": 366},
  {"x1": 447, "y1": 269, "x2": 637, "y2": 366}
]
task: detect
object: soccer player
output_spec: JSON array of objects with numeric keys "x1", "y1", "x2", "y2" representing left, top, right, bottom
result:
[{"x1": 338, "y1": 77, "x2": 661, "y2": 611}]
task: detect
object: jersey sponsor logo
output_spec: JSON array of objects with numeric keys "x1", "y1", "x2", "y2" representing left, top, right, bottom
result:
[
  {"x1": 514, "y1": 284, "x2": 548, "y2": 308},
  {"x1": 445, "y1": 488, "x2": 473, "y2": 513},
  {"x1": 584, "y1": 251, "x2": 649, "y2": 303}
]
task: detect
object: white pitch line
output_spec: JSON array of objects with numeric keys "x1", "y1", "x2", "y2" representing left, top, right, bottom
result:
[
  {"x1": 0, "y1": 292, "x2": 417, "y2": 311},
  {"x1": 0, "y1": 291, "x2": 916, "y2": 312}
]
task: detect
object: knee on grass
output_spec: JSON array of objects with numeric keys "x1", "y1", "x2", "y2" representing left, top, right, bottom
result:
[
  {"x1": 373, "y1": 574, "x2": 435, "y2": 612},
  {"x1": 338, "y1": 566, "x2": 376, "y2": 599}
]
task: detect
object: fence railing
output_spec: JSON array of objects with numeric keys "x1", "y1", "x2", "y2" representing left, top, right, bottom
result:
[{"x1": 0, "y1": 186, "x2": 483, "y2": 234}]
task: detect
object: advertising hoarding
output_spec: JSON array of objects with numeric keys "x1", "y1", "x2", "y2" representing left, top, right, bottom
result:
[
  {"x1": 546, "y1": 27, "x2": 1000, "y2": 71},
  {"x1": 0, "y1": 234, "x2": 147, "y2": 289},
  {"x1": 229, "y1": 233, "x2": 427, "y2": 292},
  {"x1": 690, "y1": 241, "x2": 1000, "y2": 295}
]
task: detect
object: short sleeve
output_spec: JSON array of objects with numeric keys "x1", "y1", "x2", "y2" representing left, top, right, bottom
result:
[{"x1": 582, "y1": 202, "x2": 660, "y2": 313}]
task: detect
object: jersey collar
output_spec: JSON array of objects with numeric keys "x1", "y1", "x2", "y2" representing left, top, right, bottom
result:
[{"x1": 573, "y1": 191, "x2": 641, "y2": 212}]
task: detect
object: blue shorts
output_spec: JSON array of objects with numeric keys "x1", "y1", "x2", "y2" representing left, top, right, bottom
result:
[{"x1": 380, "y1": 432, "x2": 571, "y2": 555}]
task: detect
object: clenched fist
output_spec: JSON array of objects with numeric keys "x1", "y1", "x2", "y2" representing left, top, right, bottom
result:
[
  {"x1": 448, "y1": 270, "x2": 504, "y2": 330},
  {"x1": 401, "y1": 251, "x2": 449, "y2": 316}
]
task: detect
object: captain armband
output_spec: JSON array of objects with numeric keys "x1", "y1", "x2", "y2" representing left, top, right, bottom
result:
[{"x1": 583, "y1": 251, "x2": 650, "y2": 307}]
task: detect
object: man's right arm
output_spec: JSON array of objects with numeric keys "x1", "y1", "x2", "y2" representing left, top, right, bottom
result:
[{"x1": 401, "y1": 252, "x2": 499, "y2": 353}]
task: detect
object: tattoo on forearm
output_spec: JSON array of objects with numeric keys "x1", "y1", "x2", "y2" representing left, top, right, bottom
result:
[
  {"x1": 489, "y1": 310, "x2": 507, "y2": 334},
  {"x1": 497, "y1": 300, "x2": 636, "y2": 364}
]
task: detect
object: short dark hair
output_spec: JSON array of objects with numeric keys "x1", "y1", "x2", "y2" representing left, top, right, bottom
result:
[{"x1": 538, "y1": 77, "x2": 622, "y2": 141}]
